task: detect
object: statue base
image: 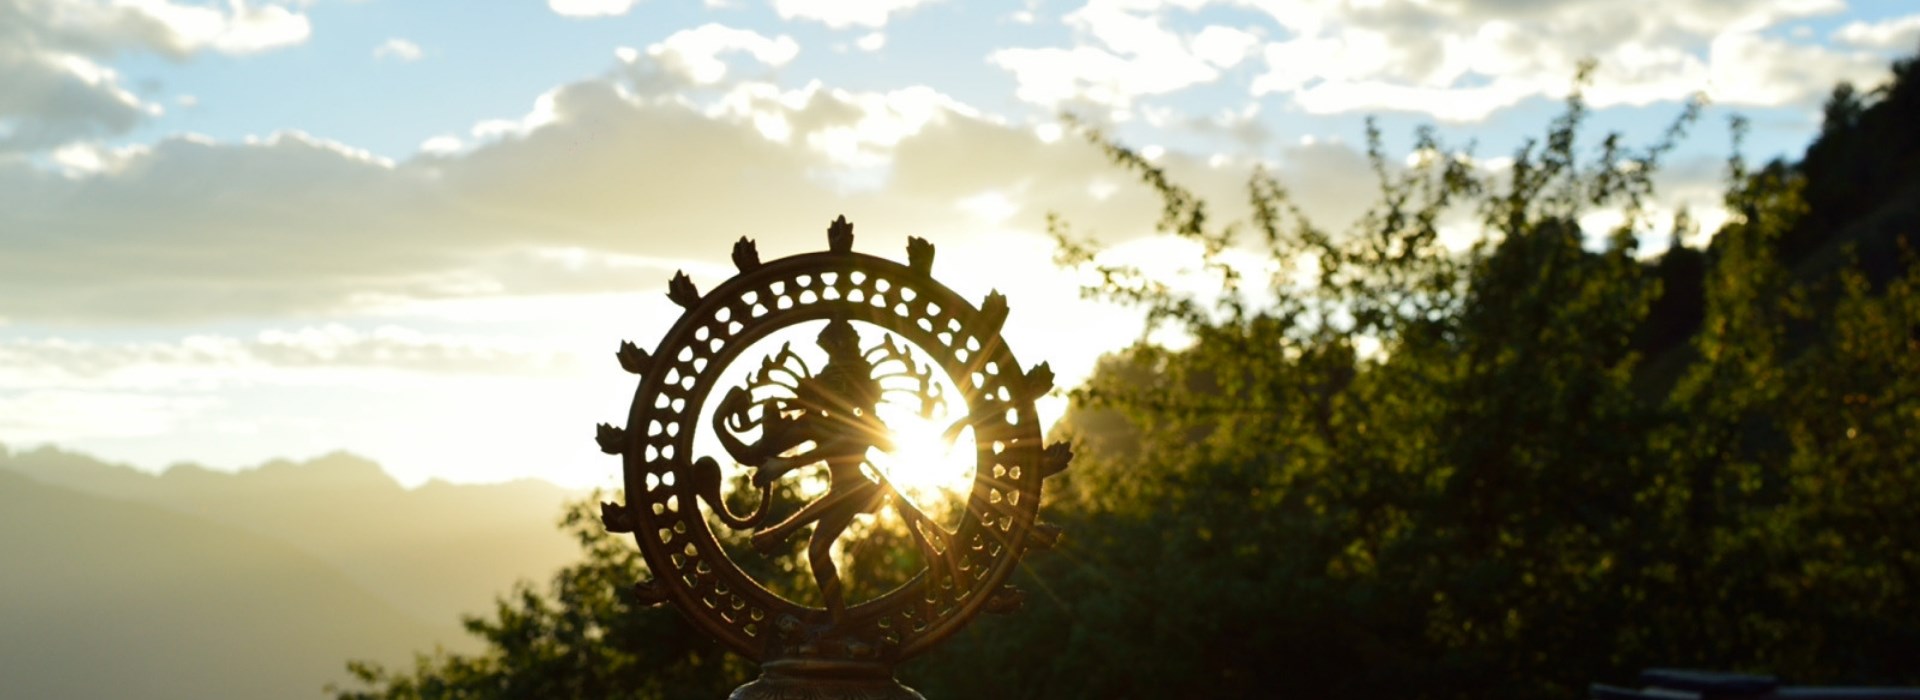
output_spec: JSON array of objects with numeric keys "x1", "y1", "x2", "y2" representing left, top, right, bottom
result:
[{"x1": 729, "y1": 658, "x2": 925, "y2": 700}]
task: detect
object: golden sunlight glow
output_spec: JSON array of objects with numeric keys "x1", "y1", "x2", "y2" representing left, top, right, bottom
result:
[
  {"x1": 695, "y1": 321, "x2": 994, "y2": 513},
  {"x1": 866, "y1": 399, "x2": 975, "y2": 505}
]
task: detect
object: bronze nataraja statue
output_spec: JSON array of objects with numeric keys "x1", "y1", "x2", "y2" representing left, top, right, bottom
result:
[
  {"x1": 596, "y1": 216, "x2": 1070, "y2": 699},
  {"x1": 705, "y1": 317, "x2": 969, "y2": 629}
]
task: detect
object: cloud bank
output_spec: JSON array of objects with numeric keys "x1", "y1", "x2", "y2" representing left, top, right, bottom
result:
[
  {"x1": 991, "y1": 0, "x2": 1904, "y2": 121},
  {"x1": 0, "y1": 0, "x2": 309, "y2": 153}
]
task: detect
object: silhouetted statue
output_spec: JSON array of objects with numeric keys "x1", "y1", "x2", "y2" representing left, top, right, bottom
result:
[
  {"x1": 700, "y1": 318, "x2": 958, "y2": 624},
  {"x1": 598, "y1": 224, "x2": 1067, "y2": 699}
]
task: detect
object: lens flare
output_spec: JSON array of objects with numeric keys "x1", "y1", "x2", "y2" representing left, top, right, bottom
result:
[{"x1": 866, "y1": 399, "x2": 974, "y2": 505}]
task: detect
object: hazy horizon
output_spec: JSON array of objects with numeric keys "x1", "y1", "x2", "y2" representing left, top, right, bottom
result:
[
  {"x1": 0, "y1": 440, "x2": 583, "y2": 489},
  {"x1": 0, "y1": 443, "x2": 588, "y2": 697}
]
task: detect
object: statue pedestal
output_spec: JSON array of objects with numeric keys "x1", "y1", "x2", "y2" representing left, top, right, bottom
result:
[{"x1": 729, "y1": 658, "x2": 924, "y2": 700}]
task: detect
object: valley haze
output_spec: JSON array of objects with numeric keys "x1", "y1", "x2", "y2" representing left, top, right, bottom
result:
[{"x1": 0, "y1": 444, "x2": 586, "y2": 698}]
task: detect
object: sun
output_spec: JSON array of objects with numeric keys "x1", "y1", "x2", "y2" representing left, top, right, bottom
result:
[{"x1": 865, "y1": 397, "x2": 975, "y2": 505}]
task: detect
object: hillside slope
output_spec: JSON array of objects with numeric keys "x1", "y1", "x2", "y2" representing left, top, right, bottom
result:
[
  {"x1": 0, "y1": 470, "x2": 448, "y2": 699},
  {"x1": 0, "y1": 445, "x2": 586, "y2": 633}
]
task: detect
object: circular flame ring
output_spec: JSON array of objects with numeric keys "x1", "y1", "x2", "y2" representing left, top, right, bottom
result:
[{"x1": 615, "y1": 247, "x2": 1048, "y2": 662}]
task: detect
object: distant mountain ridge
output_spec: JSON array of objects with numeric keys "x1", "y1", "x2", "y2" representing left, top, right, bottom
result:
[
  {"x1": 0, "y1": 444, "x2": 593, "y2": 698},
  {"x1": 0, "y1": 469, "x2": 446, "y2": 699}
]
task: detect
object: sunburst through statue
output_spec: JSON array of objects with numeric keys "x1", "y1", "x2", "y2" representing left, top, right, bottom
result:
[{"x1": 596, "y1": 216, "x2": 1070, "y2": 699}]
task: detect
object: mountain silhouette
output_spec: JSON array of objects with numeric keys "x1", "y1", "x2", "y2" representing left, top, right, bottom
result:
[
  {"x1": 0, "y1": 469, "x2": 445, "y2": 698},
  {"x1": 0, "y1": 445, "x2": 593, "y2": 698},
  {"x1": 1, "y1": 445, "x2": 586, "y2": 632}
]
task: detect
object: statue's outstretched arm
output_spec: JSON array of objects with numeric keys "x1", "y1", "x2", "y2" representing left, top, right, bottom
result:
[{"x1": 689, "y1": 456, "x2": 773, "y2": 530}]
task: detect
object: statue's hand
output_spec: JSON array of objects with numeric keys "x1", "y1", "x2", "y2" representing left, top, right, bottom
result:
[
  {"x1": 763, "y1": 400, "x2": 797, "y2": 427},
  {"x1": 718, "y1": 387, "x2": 753, "y2": 431}
]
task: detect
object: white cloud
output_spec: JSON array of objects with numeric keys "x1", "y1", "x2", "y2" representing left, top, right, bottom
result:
[
  {"x1": 956, "y1": 189, "x2": 1019, "y2": 224},
  {"x1": 373, "y1": 38, "x2": 423, "y2": 62},
  {"x1": 47, "y1": 140, "x2": 147, "y2": 176},
  {"x1": 0, "y1": 325, "x2": 578, "y2": 394},
  {"x1": 1190, "y1": 25, "x2": 1259, "y2": 68},
  {"x1": 645, "y1": 24, "x2": 799, "y2": 85},
  {"x1": 856, "y1": 32, "x2": 887, "y2": 52},
  {"x1": 0, "y1": 390, "x2": 219, "y2": 443},
  {"x1": 990, "y1": 0, "x2": 1261, "y2": 111},
  {"x1": 0, "y1": 51, "x2": 148, "y2": 152},
  {"x1": 0, "y1": 0, "x2": 310, "y2": 153},
  {"x1": 110, "y1": 0, "x2": 312, "y2": 55},
  {"x1": 994, "y1": 46, "x2": 1148, "y2": 107},
  {"x1": 1834, "y1": 14, "x2": 1920, "y2": 50},
  {"x1": 1236, "y1": 0, "x2": 1889, "y2": 119},
  {"x1": 802, "y1": 85, "x2": 981, "y2": 168},
  {"x1": 1704, "y1": 31, "x2": 1888, "y2": 106},
  {"x1": 992, "y1": 0, "x2": 1900, "y2": 121},
  {"x1": 0, "y1": 53, "x2": 1188, "y2": 325},
  {"x1": 417, "y1": 134, "x2": 463, "y2": 155},
  {"x1": 772, "y1": 0, "x2": 937, "y2": 29},
  {"x1": 196, "y1": 2, "x2": 311, "y2": 54},
  {"x1": 0, "y1": 321, "x2": 613, "y2": 482},
  {"x1": 547, "y1": 0, "x2": 638, "y2": 18},
  {"x1": 1284, "y1": 79, "x2": 1542, "y2": 123},
  {"x1": 13, "y1": 31, "x2": 1747, "y2": 331},
  {"x1": 1176, "y1": 103, "x2": 1270, "y2": 146}
]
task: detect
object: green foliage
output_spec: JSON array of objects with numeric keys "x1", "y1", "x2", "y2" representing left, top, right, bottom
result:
[
  {"x1": 340, "y1": 54, "x2": 1920, "y2": 699},
  {"x1": 1031, "y1": 58, "x2": 1920, "y2": 698}
]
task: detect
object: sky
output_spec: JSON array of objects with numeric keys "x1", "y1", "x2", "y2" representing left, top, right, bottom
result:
[{"x1": 3, "y1": 0, "x2": 1918, "y2": 489}]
